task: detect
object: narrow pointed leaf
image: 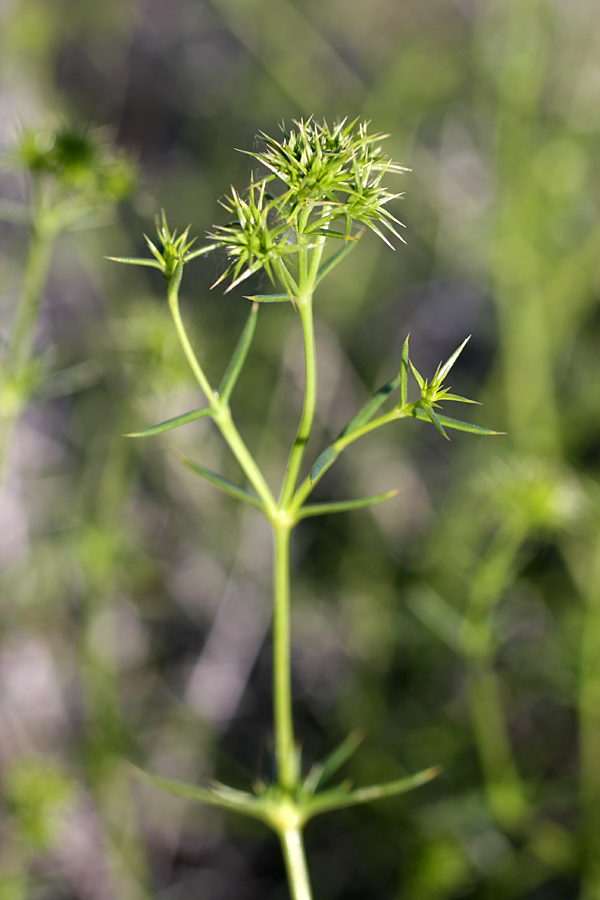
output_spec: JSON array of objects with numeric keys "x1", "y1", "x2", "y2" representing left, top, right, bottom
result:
[
  {"x1": 421, "y1": 404, "x2": 450, "y2": 440},
  {"x1": 243, "y1": 293, "x2": 290, "y2": 303},
  {"x1": 144, "y1": 235, "x2": 165, "y2": 265},
  {"x1": 399, "y1": 335, "x2": 409, "y2": 408},
  {"x1": 307, "y1": 228, "x2": 353, "y2": 240},
  {"x1": 178, "y1": 456, "x2": 265, "y2": 511},
  {"x1": 309, "y1": 374, "x2": 401, "y2": 484},
  {"x1": 124, "y1": 407, "x2": 213, "y2": 438},
  {"x1": 304, "y1": 732, "x2": 363, "y2": 795},
  {"x1": 310, "y1": 445, "x2": 339, "y2": 484},
  {"x1": 106, "y1": 256, "x2": 163, "y2": 270},
  {"x1": 305, "y1": 766, "x2": 441, "y2": 819},
  {"x1": 298, "y1": 489, "x2": 400, "y2": 520},
  {"x1": 437, "y1": 336, "x2": 470, "y2": 383},
  {"x1": 131, "y1": 767, "x2": 267, "y2": 820},
  {"x1": 185, "y1": 242, "x2": 220, "y2": 261},
  {"x1": 341, "y1": 373, "x2": 401, "y2": 438},
  {"x1": 410, "y1": 408, "x2": 503, "y2": 436},
  {"x1": 315, "y1": 236, "x2": 361, "y2": 285},
  {"x1": 441, "y1": 393, "x2": 479, "y2": 404},
  {"x1": 219, "y1": 303, "x2": 259, "y2": 402},
  {"x1": 409, "y1": 361, "x2": 425, "y2": 390}
]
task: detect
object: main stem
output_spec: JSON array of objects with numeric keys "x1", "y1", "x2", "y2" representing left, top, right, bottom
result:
[
  {"x1": 273, "y1": 521, "x2": 295, "y2": 792},
  {"x1": 279, "y1": 827, "x2": 313, "y2": 900}
]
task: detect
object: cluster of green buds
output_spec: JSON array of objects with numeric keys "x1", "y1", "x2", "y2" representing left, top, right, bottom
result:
[{"x1": 210, "y1": 117, "x2": 408, "y2": 292}]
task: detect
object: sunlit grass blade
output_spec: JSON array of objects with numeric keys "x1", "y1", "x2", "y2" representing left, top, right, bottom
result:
[
  {"x1": 243, "y1": 293, "x2": 290, "y2": 303},
  {"x1": 303, "y1": 732, "x2": 363, "y2": 795},
  {"x1": 410, "y1": 408, "x2": 504, "y2": 436},
  {"x1": 177, "y1": 454, "x2": 265, "y2": 511},
  {"x1": 305, "y1": 766, "x2": 442, "y2": 819},
  {"x1": 131, "y1": 767, "x2": 267, "y2": 821},
  {"x1": 399, "y1": 335, "x2": 409, "y2": 408},
  {"x1": 219, "y1": 302, "x2": 259, "y2": 402},
  {"x1": 298, "y1": 489, "x2": 400, "y2": 520},
  {"x1": 105, "y1": 256, "x2": 163, "y2": 270},
  {"x1": 124, "y1": 407, "x2": 213, "y2": 438}
]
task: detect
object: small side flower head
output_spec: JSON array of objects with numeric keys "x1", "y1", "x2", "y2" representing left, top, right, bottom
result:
[
  {"x1": 108, "y1": 212, "x2": 209, "y2": 279},
  {"x1": 409, "y1": 338, "x2": 479, "y2": 439},
  {"x1": 209, "y1": 180, "x2": 302, "y2": 293}
]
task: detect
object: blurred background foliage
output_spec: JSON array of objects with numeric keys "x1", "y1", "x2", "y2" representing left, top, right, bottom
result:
[{"x1": 1, "y1": 0, "x2": 599, "y2": 897}]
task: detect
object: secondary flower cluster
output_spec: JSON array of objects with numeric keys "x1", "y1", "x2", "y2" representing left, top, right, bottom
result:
[
  {"x1": 210, "y1": 118, "x2": 408, "y2": 292},
  {"x1": 10, "y1": 124, "x2": 136, "y2": 204}
]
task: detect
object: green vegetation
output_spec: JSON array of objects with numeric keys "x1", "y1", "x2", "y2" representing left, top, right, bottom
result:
[
  {"x1": 1, "y1": 1, "x2": 599, "y2": 898},
  {"x1": 111, "y1": 119, "x2": 496, "y2": 898}
]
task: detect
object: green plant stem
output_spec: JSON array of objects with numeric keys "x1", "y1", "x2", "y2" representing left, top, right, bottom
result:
[
  {"x1": 167, "y1": 264, "x2": 216, "y2": 406},
  {"x1": 166, "y1": 266, "x2": 277, "y2": 516},
  {"x1": 461, "y1": 526, "x2": 530, "y2": 833},
  {"x1": 1, "y1": 217, "x2": 57, "y2": 490},
  {"x1": 273, "y1": 522, "x2": 295, "y2": 792},
  {"x1": 579, "y1": 527, "x2": 600, "y2": 900},
  {"x1": 279, "y1": 826, "x2": 313, "y2": 900},
  {"x1": 280, "y1": 298, "x2": 317, "y2": 506},
  {"x1": 292, "y1": 406, "x2": 411, "y2": 511},
  {"x1": 9, "y1": 219, "x2": 55, "y2": 371}
]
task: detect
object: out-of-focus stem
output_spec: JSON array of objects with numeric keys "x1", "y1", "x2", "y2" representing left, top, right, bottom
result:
[
  {"x1": 1, "y1": 218, "x2": 56, "y2": 491},
  {"x1": 461, "y1": 527, "x2": 530, "y2": 833},
  {"x1": 9, "y1": 220, "x2": 55, "y2": 370},
  {"x1": 579, "y1": 528, "x2": 600, "y2": 900}
]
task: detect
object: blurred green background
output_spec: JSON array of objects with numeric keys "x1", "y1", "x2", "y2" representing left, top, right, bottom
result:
[{"x1": 1, "y1": 0, "x2": 600, "y2": 897}]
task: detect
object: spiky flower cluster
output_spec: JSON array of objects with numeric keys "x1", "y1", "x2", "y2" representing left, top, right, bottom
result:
[
  {"x1": 210, "y1": 182, "x2": 304, "y2": 292},
  {"x1": 210, "y1": 118, "x2": 408, "y2": 292},
  {"x1": 144, "y1": 212, "x2": 199, "y2": 279}
]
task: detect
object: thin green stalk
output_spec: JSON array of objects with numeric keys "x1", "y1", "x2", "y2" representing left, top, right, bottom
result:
[
  {"x1": 279, "y1": 827, "x2": 313, "y2": 900},
  {"x1": 166, "y1": 267, "x2": 277, "y2": 517},
  {"x1": 273, "y1": 522, "x2": 295, "y2": 792},
  {"x1": 8, "y1": 219, "x2": 55, "y2": 371},
  {"x1": 1, "y1": 217, "x2": 57, "y2": 490},
  {"x1": 292, "y1": 407, "x2": 406, "y2": 511},
  {"x1": 215, "y1": 404, "x2": 277, "y2": 516},
  {"x1": 167, "y1": 264, "x2": 217, "y2": 408},
  {"x1": 280, "y1": 299, "x2": 317, "y2": 506},
  {"x1": 579, "y1": 527, "x2": 600, "y2": 900},
  {"x1": 461, "y1": 527, "x2": 530, "y2": 833}
]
